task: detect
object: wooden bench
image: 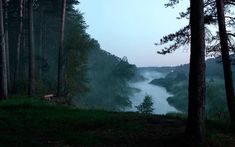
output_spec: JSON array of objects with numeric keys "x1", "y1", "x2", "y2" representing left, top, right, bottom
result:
[{"x1": 43, "y1": 94, "x2": 54, "y2": 101}]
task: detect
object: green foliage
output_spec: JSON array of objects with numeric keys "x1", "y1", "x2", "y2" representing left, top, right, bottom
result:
[
  {"x1": 150, "y1": 70, "x2": 188, "y2": 93},
  {"x1": 63, "y1": 10, "x2": 94, "y2": 96},
  {"x1": 150, "y1": 57, "x2": 235, "y2": 119},
  {"x1": 206, "y1": 80, "x2": 228, "y2": 119},
  {"x1": 167, "y1": 92, "x2": 188, "y2": 112},
  {"x1": 74, "y1": 47, "x2": 137, "y2": 111},
  {"x1": 7, "y1": 0, "x2": 92, "y2": 96},
  {"x1": 135, "y1": 95, "x2": 154, "y2": 114},
  {"x1": 112, "y1": 57, "x2": 136, "y2": 80}
]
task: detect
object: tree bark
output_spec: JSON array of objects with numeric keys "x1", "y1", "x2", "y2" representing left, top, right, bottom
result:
[
  {"x1": 216, "y1": 0, "x2": 235, "y2": 121},
  {"x1": 3, "y1": 0, "x2": 10, "y2": 91},
  {"x1": 185, "y1": 0, "x2": 206, "y2": 143},
  {"x1": 42, "y1": 16, "x2": 46, "y2": 61},
  {"x1": 0, "y1": 0, "x2": 8, "y2": 100},
  {"x1": 38, "y1": 7, "x2": 46, "y2": 80},
  {"x1": 39, "y1": 9, "x2": 43, "y2": 79},
  {"x1": 57, "y1": 0, "x2": 67, "y2": 97},
  {"x1": 14, "y1": 0, "x2": 24, "y2": 93},
  {"x1": 28, "y1": 0, "x2": 35, "y2": 96}
]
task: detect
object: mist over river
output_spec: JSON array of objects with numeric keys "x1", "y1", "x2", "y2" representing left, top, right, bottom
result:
[{"x1": 127, "y1": 71, "x2": 178, "y2": 114}]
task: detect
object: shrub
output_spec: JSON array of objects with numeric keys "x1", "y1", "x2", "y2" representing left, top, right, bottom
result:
[{"x1": 135, "y1": 95, "x2": 154, "y2": 114}]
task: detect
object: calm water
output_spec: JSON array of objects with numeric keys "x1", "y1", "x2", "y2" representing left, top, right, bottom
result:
[{"x1": 127, "y1": 71, "x2": 178, "y2": 115}]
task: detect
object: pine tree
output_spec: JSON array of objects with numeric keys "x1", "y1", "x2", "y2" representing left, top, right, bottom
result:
[
  {"x1": 14, "y1": 0, "x2": 24, "y2": 93},
  {"x1": 0, "y1": 0, "x2": 8, "y2": 100},
  {"x1": 28, "y1": 0, "x2": 35, "y2": 96},
  {"x1": 216, "y1": 0, "x2": 235, "y2": 122},
  {"x1": 185, "y1": 0, "x2": 206, "y2": 143},
  {"x1": 57, "y1": 0, "x2": 67, "y2": 97}
]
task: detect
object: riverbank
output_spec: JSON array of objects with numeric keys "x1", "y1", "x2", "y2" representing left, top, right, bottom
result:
[
  {"x1": 0, "y1": 96, "x2": 234, "y2": 146},
  {"x1": 128, "y1": 71, "x2": 177, "y2": 114},
  {"x1": 150, "y1": 70, "x2": 230, "y2": 119},
  {"x1": 150, "y1": 71, "x2": 188, "y2": 112}
]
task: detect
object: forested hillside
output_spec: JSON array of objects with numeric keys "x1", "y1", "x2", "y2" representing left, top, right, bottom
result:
[
  {"x1": 73, "y1": 44, "x2": 137, "y2": 110},
  {"x1": 0, "y1": 0, "x2": 235, "y2": 146},
  {"x1": 150, "y1": 56, "x2": 235, "y2": 118},
  {"x1": 6, "y1": 0, "x2": 94, "y2": 98},
  {"x1": 3, "y1": 0, "x2": 139, "y2": 109}
]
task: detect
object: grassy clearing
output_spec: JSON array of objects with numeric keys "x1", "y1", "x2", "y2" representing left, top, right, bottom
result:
[{"x1": 0, "y1": 96, "x2": 234, "y2": 146}]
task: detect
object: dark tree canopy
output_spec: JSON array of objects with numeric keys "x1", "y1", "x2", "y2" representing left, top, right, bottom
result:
[{"x1": 157, "y1": 0, "x2": 235, "y2": 57}]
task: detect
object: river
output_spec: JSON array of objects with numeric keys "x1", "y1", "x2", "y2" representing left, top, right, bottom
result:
[{"x1": 127, "y1": 71, "x2": 178, "y2": 115}]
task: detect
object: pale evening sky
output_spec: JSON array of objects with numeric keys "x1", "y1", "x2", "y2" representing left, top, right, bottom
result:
[{"x1": 77, "y1": 0, "x2": 190, "y2": 67}]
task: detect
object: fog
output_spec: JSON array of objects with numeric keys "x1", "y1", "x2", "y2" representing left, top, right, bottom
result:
[{"x1": 127, "y1": 71, "x2": 178, "y2": 114}]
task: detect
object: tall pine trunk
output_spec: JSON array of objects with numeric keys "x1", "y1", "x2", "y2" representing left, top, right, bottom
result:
[
  {"x1": 42, "y1": 16, "x2": 46, "y2": 64},
  {"x1": 3, "y1": 0, "x2": 10, "y2": 90},
  {"x1": 39, "y1": 9, "x2": 43, "y2": 79},
  {"x1": 0, "y1": 0, "x2": 8, "y2": 100},
  {"x1": 57, "y1": 0, "x2": 67, "y2": 97},
  {"x1": 216, "y1": 0, "x2": 235, "y2": 121},
  {"x1": 14, "y1": 0, "x2": 24, "y2": 93},
  {"x1": 23, "y1": 0, "x2": 28, "y2": 92},
  {"x1": 28, "y1": 0, "x2": 35, "y2": 96},
  {"x1": 186, "y1": 0, "x2": 206, "y2": 143}
]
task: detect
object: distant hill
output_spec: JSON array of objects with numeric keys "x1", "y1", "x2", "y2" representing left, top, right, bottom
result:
[{"x1": 139, "y1": 55, "x2": 235, "y2": 79}]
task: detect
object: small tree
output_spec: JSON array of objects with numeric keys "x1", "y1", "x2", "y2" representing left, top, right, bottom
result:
[{"x1": 136, "y1": 95, "x2": 154, "y2": 114}]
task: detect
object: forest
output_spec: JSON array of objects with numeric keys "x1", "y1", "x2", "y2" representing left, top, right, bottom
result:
[
  {"x1": 150, "y1": 56, "x2": 235, "y2": 117},
  {"x1": 0, "y1": 0, "x2": 235, "y2": 146}
]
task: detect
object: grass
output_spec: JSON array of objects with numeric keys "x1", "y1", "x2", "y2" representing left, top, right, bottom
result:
[{"x1": 0, "y1": 96, "x2": 234, "y2": 146}]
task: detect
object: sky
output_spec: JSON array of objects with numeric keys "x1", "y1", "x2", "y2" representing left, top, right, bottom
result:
[{"x1": 77, "y1": 0, "x2": 190, "y2": 67}]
